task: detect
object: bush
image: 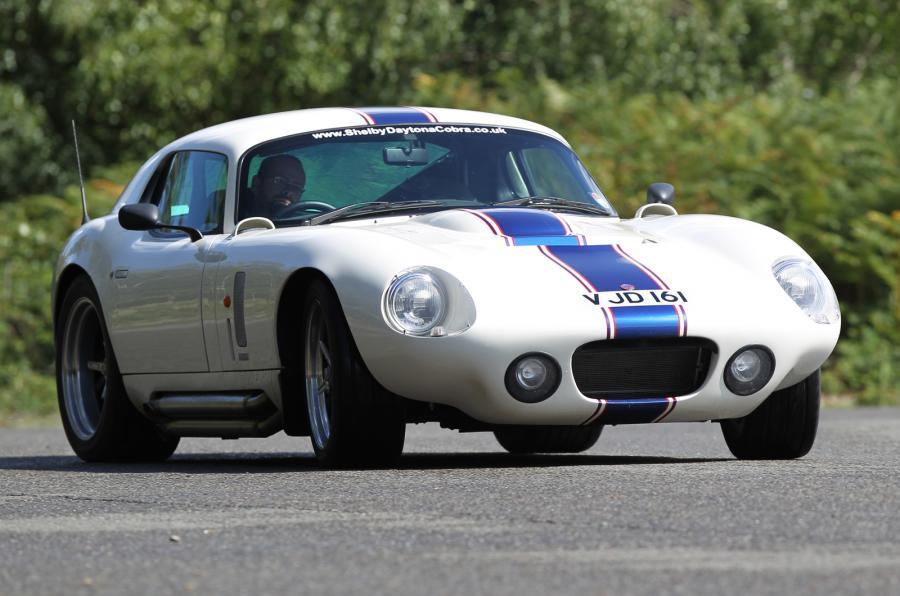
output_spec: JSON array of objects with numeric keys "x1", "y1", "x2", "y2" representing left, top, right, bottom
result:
[
  {"x1": 0, "y1": 176, "x2": 125, "y2": 422},
  {"x1": 0, "y1": 84, "x2": 60, "y2": 199}
]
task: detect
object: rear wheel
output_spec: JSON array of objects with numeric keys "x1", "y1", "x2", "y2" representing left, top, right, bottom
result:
[
  {"x1": 302, "y1": 279, "x2": 405, "y2": 467},
  {"x1": 56, "y1": 276, "x2": 179, "y2": 462},
  {"x1": 721, "y1": 370, "x2": 820, "y2": 460},
  {"x1": 494, "y1": 425, "x2": 603, "y2": 454}
]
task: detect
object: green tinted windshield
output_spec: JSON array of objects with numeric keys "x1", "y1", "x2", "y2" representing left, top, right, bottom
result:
[{"x1": 237, "y1": 125, "x2": 615, "y2": 224}]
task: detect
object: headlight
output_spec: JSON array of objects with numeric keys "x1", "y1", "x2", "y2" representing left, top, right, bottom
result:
[
  {"x1": 772, "y1": 258, "x2": 840, "y2": 324},
  {"x1": 385, "y1": 271, "x2": 446, "y2": 335}
]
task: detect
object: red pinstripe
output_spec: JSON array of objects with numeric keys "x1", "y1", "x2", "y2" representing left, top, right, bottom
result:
[
  {"x1": 346, "y1": 108, "x2": 375, "y2": 124},
  {"x1": 613, "y1": 243, "x2": 687, "y2": 336},
  {"x1": 538, "y1": 246, "x2": 595, "y2": 293},
  {"x1": 549, "y1": 211, "x2": 574, "y2": 235},
  {"x1": 675, "y1": 305, "x2": 684, "y2": 337},
  {"x1": 411, "y1": 106, "x2": 438, "y2": 122},
  {"x1": 581, "y1": 399, "x2": 607, "y2": 426},
  {"x1": 612, "y1": 244, "x2": 669, "y2": 290},
  {"x1": 678, "y1": 304, "x2": 688, "y2": 336},
  {"x1": 607, "y1": 307, "x2": 618, "y2": 339},
  {"x1": 652, "y1": 397, "x2": 677, "y2": 423},
  {"x1": 461, "y1": 209, "x2": 512, "y2": 245}
]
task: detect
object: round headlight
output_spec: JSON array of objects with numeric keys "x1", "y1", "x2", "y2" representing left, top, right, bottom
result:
[
  {"x1": 385, "y1": 271, "x2": 446, "y2": 335},
  {"x1": 724, "y1": 346, "x2": 775, "y2": 396},
  {"x1": 773, "y1": 258, "x2": 840, "y2": 324}
]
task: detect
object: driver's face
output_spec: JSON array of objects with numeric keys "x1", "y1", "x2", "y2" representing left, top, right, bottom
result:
[{"x1": 257, "y1": 157, "x2": 306, "y2": 214}]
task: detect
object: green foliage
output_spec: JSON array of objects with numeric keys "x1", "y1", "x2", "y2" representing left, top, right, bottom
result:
[
  {"x1": 1, "y1": 0, "x2": 898, "y2": 195},
  {"x1": 0, "y1": 176, "x2": 125, "y2": 421},
  {"x1": 0, "y1": 1, "x2": 898, "y2": 414},
  {"x1": 0, "y1": 84, "x2": 58, "y2": 197}
]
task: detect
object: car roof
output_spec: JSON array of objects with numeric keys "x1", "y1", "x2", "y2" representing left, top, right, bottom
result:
[{"x1": 164, "y1": 107, "x2": 569, "y2": 158}]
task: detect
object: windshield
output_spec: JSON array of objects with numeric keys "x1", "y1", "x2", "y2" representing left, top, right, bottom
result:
[{"x1": 237, "y1": 124, "x2": 616, "y2": 225}]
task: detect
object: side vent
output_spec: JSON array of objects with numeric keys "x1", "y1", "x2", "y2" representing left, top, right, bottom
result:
[
  {"x1": 225, "y1": 318, "x2": 237, "y2": 361},
  {"x1": 234, "y1": 272, "x2": 248, "y2": 347}
]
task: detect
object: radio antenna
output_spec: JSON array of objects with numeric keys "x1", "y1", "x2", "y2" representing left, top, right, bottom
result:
[{"x1": 71, "y1": 119, "x2": 89, "y2": 224}]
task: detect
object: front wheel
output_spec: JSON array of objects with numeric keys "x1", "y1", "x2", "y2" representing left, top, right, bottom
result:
[
  {"x1": 56, "y1": 276, "x2": 179, "y2": 462},
  {"x1": 720, "y1": 369, "x2": 820, "y2": 460},
  {"x1": 494, "y1": 425, "x2": 603, "y2": 454},
  {"x1": 302, "y1": 279, "x2": 405, "y2": 467}
]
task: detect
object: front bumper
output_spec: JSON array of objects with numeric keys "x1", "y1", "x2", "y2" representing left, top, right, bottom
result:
[{"x1": 353, "y1": 302, "x2": 839, "y2": 426}]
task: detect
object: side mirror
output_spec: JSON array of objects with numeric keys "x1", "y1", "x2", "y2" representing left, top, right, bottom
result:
[
  {"x1": 118, "y1": 203, "x2": 203, "y2": 242},
  {"x1": 118, "y1": 203, "x2": 160, "y2": 231},
  {"x1": 647, "y1": 182, "x2": 675, "y2": 206}
]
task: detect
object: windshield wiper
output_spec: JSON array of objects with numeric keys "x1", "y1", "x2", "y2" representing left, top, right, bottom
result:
[
  {"x1": 492, "y1": 196, "x2": 612, "y2": 216},
  {"x1": 303, "y1": 200, "x2": 442, "y2": 226}
]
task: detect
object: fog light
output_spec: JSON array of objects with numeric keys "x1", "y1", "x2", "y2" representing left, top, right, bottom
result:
[
  {"x1": 724, "y1": 346, "x2": 775, "y2": 396},
  {"x1": 506, "y1": 353, "x2": 561, "y2": 403},
  {"x1": 516, "y1": 357, "x2": 547, "y2": 388},
  {"x1": 731, "y1": 351, "x2": 761, "y2": 382}
]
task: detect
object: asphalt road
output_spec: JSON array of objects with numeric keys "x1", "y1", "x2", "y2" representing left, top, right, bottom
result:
[{"x1": 1, "y1": 408, "x2": 899, "y2": 596}]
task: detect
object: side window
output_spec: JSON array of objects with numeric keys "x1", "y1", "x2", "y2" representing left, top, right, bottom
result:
[
  {"x1": 518, "y1": 147, "x2": 586, "y2": 200},
  {"x1": 504, "y1": 152, "x2": 529, "y2": 198},
  {"x1": 154, "y1": 151, "x2": 228, "y2": 233}
]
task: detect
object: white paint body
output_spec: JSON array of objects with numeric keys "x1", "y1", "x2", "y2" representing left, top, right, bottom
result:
[{"x1": 53, "y1": 108, "x2": 840, "y2": 429}]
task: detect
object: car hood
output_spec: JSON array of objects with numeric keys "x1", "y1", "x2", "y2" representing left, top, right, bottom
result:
[
  {"x1": 335, "y1": 207, "x2": 807, "y2": 341},
  {"x1": 350, "y1": 208, "x2": 788, "y2": 286}
]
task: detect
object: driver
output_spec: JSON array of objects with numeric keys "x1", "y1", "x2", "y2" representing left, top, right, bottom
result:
[{"x1": 243, "y1": 154, "x2": 306, "y2": 220}]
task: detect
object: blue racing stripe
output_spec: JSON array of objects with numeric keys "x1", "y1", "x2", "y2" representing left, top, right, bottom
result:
[
  {"x1": 610, "y1": 305, "x2": 680, "y2": 338},
  {"x1": 360, "y1": 107, "x2": 432, "y2": 125},
  {"x1": 481, "y1": 209, "x2": 569, "y2": 237},
  {"x1": 544, "y1": 245, "x2": 681, "y2": 338},
  {"x1": 597, "y1": 398, "x2": 672, "y2": 424},
  {"x1": 545, "y1": 245, "x2": 660, "y2": 291},
  {"x1": 512, "y1": 235, "x2": 580, "y2": 246}
]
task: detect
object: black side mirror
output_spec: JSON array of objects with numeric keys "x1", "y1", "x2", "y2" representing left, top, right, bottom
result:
[
  {"x1": 647, "y1": 183, "x2": 675, "y2": 206},
  {"x1": 118, "y1": 203, "x2": 203, "y2": 242},
  {"x1": 118, "y1": 203, "x2": 159, "y2": 231}
]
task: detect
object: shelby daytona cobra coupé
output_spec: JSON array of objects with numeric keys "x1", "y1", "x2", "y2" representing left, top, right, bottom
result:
[{"x1": 53, "y1": 107, "x2": 840, "y2": 466}]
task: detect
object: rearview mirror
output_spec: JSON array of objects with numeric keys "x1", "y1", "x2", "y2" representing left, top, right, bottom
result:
[
  {"x1": 383, "y1": 144, "x2": 428, "y2": 166},
  {"x1": 118, "y1": 203, "x2": 203, "y2": 242}
]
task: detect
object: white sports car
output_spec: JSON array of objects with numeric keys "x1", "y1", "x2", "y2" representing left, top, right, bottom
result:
[{"x1": 53, "y1": 107, "x2": 840, "y2": 466}]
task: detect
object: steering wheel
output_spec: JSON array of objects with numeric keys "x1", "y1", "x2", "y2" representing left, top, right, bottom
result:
[{"x1": 276, "y1": 201, "x2": 337, "y2": 218}]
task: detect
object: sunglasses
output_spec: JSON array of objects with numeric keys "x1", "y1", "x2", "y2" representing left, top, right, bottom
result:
[{"x1": 268, "y1": 175, "x2": 305, "y2": 194}]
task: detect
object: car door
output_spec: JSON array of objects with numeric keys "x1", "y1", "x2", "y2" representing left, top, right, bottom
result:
[{"x1": 108, "y1": 150, "x2": 228, "y2": 374}]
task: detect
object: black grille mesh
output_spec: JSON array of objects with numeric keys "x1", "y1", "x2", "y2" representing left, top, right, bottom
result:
[{"x1": 572, "y1": 338, "x2": 715, "y2": 399}]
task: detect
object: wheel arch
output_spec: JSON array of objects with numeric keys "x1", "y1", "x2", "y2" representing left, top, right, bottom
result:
[
  {"x1": 53, "y1": 264, "x2": 93, "y2": 333},
  {"x1": 275, "y1": 267, "x2": 335, "y2": 436}
]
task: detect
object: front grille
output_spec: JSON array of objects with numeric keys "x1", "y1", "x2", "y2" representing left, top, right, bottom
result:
[{"x1": 572, "y1": 338, "x2": 716, "y2": 399}]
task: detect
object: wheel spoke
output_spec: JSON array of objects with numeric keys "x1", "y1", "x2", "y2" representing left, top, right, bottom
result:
[
  {"x1": 318, "y1": 340, "x2": 331, "y2": 368},
  {"x1": 305, "y1": 302, "x2": 334, "y2": 451}
]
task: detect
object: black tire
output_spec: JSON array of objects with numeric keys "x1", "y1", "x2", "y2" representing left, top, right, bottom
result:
[
  {"x1": 55, "y1": 276, "x2": 179, "y2": 462},
  {"x1": 721, "y1": 369, "x2": 820, "y2": 460},
  {"x1": 301, "y1": 278, "x2": 405, "y2": 467},
  {"x1": 494, "y1": 425, "x2": 603, "y2": 454}
]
